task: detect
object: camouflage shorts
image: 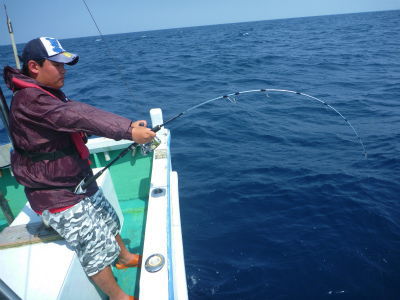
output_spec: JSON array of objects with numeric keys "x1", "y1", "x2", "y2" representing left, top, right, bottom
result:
[{"x1": 41, "y1": 188, "x2": 121, "y2": 276}]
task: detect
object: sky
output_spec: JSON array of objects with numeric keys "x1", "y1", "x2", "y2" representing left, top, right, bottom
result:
[{"x1": 0, "y1": 0, "x2": 399, "y2": 46}]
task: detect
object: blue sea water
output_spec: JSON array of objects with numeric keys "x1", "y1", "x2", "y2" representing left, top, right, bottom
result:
[{"x1": 1, "y1": 9, "x2": 400, "y2": 299}]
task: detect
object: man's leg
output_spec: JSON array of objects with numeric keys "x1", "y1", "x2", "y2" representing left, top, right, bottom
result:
[
  {"x1": 90, "y1": 234, "x2": 137, "y2": 299},
  {"x1": 88, "y1": 190, "x2": 140, "y2": 267},
  {"x1": 42, "y1": 206, "x2": 134, "y2": 299},
  {"x1": 115, "y1": 234, "x2": 140, "y2": 265},
  {"x1": 90, "y1": 266, "x2": 130, "y2": 300},
  {"x1": 91, "y1": 234, "x2": 138, "y2": 299}
]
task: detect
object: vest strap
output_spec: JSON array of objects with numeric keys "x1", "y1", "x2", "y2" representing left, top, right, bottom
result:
[{"x1": 14, "y1": 146, "x2": 77, "y2": 162}]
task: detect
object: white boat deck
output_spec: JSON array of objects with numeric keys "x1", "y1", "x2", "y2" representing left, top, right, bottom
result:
[{"x1": 0, "y1": 169, "x2": 118, "y2": 300}]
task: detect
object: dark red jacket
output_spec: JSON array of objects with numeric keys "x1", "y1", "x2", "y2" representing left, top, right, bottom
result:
[{"x1": 3, "y1": 66, "x2": 133, "y2": 212}]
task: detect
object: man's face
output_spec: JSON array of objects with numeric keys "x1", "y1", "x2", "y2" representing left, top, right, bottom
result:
[{"x1": 30, "y1": 59, "x2": 65, "y2": 89}]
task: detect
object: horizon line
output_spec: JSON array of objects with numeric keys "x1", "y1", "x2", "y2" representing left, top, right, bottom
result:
[{"x1": 0, "y1": 8, "x2": 399, "y2": 47}]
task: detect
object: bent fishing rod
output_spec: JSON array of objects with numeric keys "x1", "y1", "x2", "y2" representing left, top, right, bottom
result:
[{"x1": 75, "y1": 88, "x2": 367, "y2": 194}]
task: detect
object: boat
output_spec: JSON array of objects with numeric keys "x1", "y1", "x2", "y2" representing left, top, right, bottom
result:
[
  {"x1": 0, "y1": 107, "x2": 188, "y2": 299},
  {"x1": 0, "y1": 5, "x2": 188, "y2": 298}
]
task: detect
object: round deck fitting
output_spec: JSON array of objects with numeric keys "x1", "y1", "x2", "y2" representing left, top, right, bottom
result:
[
  {"x1": 145, "y1": 254, "x2": 165, "y2": 273},
  {"x1": 151, "y1": 188, "x2": 166, "y2": 197}
]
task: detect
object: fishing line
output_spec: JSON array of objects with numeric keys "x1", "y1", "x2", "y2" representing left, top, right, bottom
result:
[
  {"x1": 76, "y1": 88, "x2": 367, "y2": 193},
  {"x1": 158, "y1": 89, "x2": 367, "y2": 158},
  {"x1": 81, "y1": 0, "x2": 104, "y2": 39},
  {"x1": 81, "y1": 0, "x2": 136, "y2": 99}
]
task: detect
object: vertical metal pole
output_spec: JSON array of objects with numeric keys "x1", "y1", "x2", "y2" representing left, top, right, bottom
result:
[
  {"x1": 0, "y1": 85, "x2": 12, "y2": 145},
  {"x1": 4, "y1": 5, "x2": 21, "y2": 70},
  {"x1": 0, "y1": 192, "x2": 14, "y2": 225},
  {"x1": 0, "y1": 84, "x2": 15, "y2": 225}
]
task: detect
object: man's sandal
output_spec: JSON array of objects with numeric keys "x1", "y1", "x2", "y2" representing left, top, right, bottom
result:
[{"x1": 115, "y1": 254, "x2": 142, "y2": 270}]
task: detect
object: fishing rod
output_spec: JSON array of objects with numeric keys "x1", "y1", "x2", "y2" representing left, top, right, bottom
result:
[
  {"x1": 75, "y1": 88, "x2": 367, "y2": 194},
  {"x1": 3, "y1": 4, "x2": 20, "y2": 69}
]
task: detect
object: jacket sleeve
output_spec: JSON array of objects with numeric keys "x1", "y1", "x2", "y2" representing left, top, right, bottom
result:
[{"x1": 14, "y1": 88, "x2": 133, "y2": 141}]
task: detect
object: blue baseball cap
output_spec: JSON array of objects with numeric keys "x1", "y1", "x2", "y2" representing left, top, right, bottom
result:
[{"x1": 21, "y1": 37, "x2": 79, "y2": 65}]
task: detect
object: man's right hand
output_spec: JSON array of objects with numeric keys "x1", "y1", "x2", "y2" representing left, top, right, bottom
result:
[{"x1": 131, "y1": 126, "x2": 156, "y2": 144}]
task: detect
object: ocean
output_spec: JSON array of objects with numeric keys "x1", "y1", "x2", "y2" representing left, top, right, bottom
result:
[{"x1": 1, "y1": 9, "x2": 399, "y2": 299}]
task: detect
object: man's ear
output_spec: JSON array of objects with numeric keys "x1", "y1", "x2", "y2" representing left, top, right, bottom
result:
[{"x1": 27, "y1": 60, "x2": 40, "y2": 76}]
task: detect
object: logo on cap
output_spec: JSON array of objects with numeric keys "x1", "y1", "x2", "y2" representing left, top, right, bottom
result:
[
  {"x1": 40, "y1": 37, "x2": 65, "y2": 57},
  {"x1": 62, "y1": 52, "x2": 74, "y2": 58}
]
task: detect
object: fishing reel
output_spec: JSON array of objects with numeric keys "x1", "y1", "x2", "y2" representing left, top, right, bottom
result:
[{"x1": 139, "y1": 136, "x2": 161, "y2": 156}]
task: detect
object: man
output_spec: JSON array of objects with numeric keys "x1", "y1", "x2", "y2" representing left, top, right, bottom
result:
[{"x1": 3, "y1": 37, "x2": 155, "y2": 300}]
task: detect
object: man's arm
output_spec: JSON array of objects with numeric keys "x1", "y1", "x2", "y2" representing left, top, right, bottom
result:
[{"x1": 15, "y1": 89, "x2": 154, "y2": 142}]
